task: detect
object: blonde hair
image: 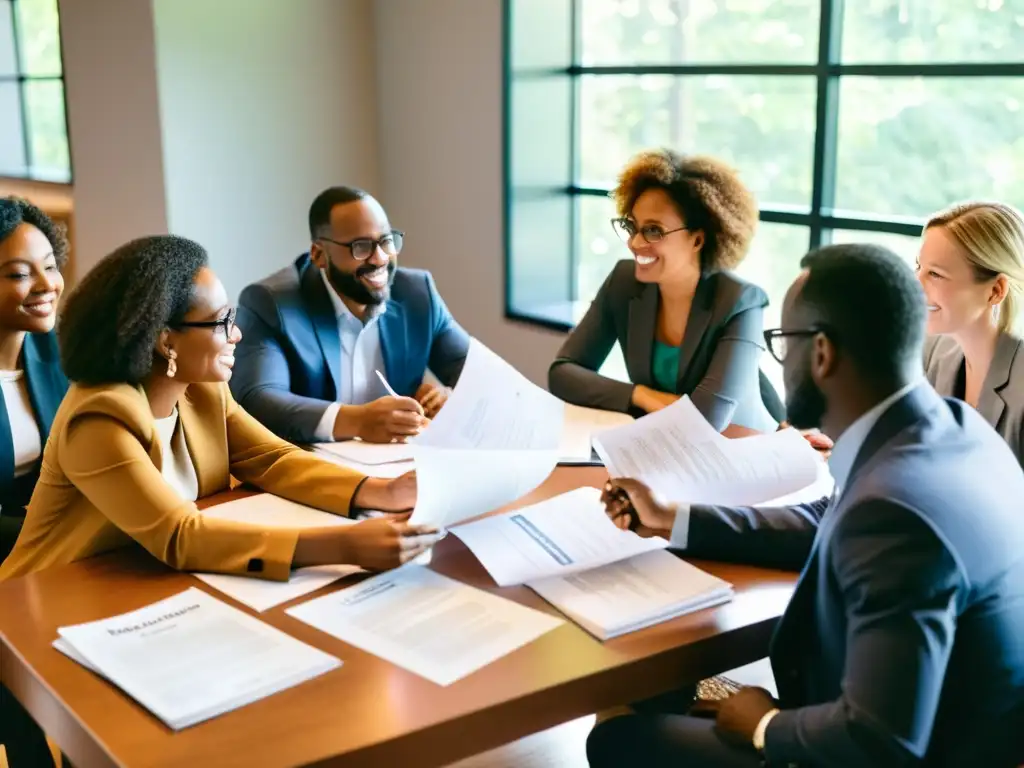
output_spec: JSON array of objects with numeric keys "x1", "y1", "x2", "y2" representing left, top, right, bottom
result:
[{"x1": 926, "y1": 201, "x2": 1024, "y2": 335}]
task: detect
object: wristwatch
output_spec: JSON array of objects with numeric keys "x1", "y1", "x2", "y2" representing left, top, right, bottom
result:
[{"x1": 752, "y1": 708, "x2": 780, "y2": 751}]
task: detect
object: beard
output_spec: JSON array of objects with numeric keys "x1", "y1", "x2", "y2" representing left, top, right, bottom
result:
[
  {"x1": 326, "y1": 258, "x2": 396, "y2": 308},
  {"x1": 785, "y1": 368, "x2": 828, "y2": 431}
]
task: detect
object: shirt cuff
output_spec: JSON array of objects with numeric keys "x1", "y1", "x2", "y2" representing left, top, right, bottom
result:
[
  {"x1": 668, "y1": 503, "x2": 692, "y2": 549},
  {"x1": 314, "y1": 402, "x2": 342, "y2": 442}
]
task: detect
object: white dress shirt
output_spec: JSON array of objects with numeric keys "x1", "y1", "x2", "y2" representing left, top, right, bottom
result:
[
  {"x1": 314, "y1": 270, "x2": 388, "y2": 441},
  {"x1": 668, "y1": 379, "x2": 923, "y2": 549},
  {"x1": 0, "y1": 370, "x2": 40, "y2": 478},
  {"x1": 153, "y1": 408, "x2": 199, "y2": 502}
]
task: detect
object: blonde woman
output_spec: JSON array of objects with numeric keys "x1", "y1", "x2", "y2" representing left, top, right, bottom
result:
[{"x1": 917, "y1": 201, "x2": 1024, "y2": 467}]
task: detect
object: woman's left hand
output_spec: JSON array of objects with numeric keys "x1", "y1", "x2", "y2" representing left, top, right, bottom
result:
[{"x1": 353, "y1": 470, "x2": 417, "y2": 512}]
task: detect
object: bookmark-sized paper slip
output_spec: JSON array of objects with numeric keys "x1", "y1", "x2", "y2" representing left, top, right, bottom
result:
[
  {"x1": 451, "y1": 486, "x2": 667, "y2": 586},
  {"x1": 55, "y1": 587, "x2": 340, "y2": 730},
  {"x1": 195, "y1": 494, "x2": 363, "y2": 611},
  {"x1": 287, "y1": 565, "x2": 562, "y2": 686}
]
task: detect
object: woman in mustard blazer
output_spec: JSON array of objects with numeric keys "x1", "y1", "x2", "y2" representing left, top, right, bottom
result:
[{"x1": 0, "y1": 235, "x2": 439, "y2": 767}]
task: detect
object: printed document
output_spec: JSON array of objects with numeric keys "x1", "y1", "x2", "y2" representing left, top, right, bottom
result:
[
  {"x1": 528, "y1": 549, "x2": 734, "y2": 640},
  {"x1": 54, "y1": 587, "x2": 340, "y2": 729},
  {"x1": 594, "y1": 397, "x2": 824, "y2": 506},
  {"x1": 451, "y1": 487, "x2": 667, "y2": 586},
  {"x1": 407, "y1": 339, "x2": 564, "y2": 527},
  {"x1": 195, "y1": 495, "x2": 363, "y2": 611},
  {"x1": 287, "y1": 565, "x2": 562, "y2": 686}
]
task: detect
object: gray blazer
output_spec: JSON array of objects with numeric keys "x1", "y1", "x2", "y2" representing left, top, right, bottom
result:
[
  {"x1": 548, "y1": 260, "x2": 778, "y2": 431},
  {"x1": 923, "y1": 332, "x2": 1024, "y2": 467}
]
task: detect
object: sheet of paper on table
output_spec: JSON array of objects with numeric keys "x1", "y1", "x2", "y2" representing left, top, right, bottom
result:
[
  {"x1": 559, "y1": 404, "x2": 635, "y2": 464},
  {"x1": 194, "y1": 494, "x2": 364, "y2": 611},
  {"x1": 314, "y1": 440, "x2": 415, "y2": 466},
  {"x1": 312, "y1": 446, "x2": 413, "y2": 478},
  {"x1": 54, "y1": 587, "x2": 340, "y2": 730},
  {"x1": 594, "y1": 397, "x2": 826, "y2": 506},
  {"x1": 408, "y1": 339, "x2": 564, "y2": 528},
  {"x1": 451, "y1": 486, "x2": 667, "y2": 586},
  {"x1": 287, "y1": 565, "x2": 562, "y2": 686}
]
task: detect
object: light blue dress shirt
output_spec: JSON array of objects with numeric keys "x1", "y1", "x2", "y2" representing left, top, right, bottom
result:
[
  {"x1": 668, "y1": 379, "x2": 924, "y2": 548},
  {"x1": 314, "y1": 271, "x2": 388, "y2": 441}
]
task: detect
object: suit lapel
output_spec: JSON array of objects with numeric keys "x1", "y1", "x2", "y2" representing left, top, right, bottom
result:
[
  {"x1": 377, "y1": 301, "x2": 406, "y2": 390},
  {"x1": 676, "y1": 276, "x2": 713, "y2": 392},
  {"x1": 300, "y1": 265, "x2": 342, "y2": 397},
  {"x1": 22, "y1": 333, "x2": 66, "y2": 444},
  {"x1": 0, "y1": 377, "x2": 13, "y2": 492},
  {"x1": 977, "y1": 332, "x2": 1018, "y2": 429},
  {"x1": 177, "y1": 388, "x2": 220, "y2": 498},
  {"x1": 626, "y1": 284, "x2": 658, "y2": 386}
]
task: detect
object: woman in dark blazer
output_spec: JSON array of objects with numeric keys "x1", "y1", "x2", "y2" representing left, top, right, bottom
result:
[
  {"x1": 0, "y1": 197, "x2": 69, "y2": 563},
  {"x1": 918, "y1": 200, "x2": 1024, "y2": 467},
  {"x1": 0, "y1": 197, "x2": 69, "y2": 767},
  {"x1": 549, "y1": 149, "x2": 781, "y2": 432}
]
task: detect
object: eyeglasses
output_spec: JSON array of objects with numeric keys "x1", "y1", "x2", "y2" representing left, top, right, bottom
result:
[
  {"x1": 175, "y1": 307, "x2": 237, "y2": 336},
  {"x1": 317, "y1": 230, "x2": 405, "y2": 261},
  {"x1": 611, "y1": 218, "x2": 688, "y2": 245},
  {"x1": 763, "y1": 326, "x2": 831, "y2": 364}
]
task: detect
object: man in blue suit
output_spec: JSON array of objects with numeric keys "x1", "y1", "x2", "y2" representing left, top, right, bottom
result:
[
  {"x1": 594, "y1": 244, "x2": 1024, "y2": 767},
  {"x1": 232, "y1": 186, "x2": 470, "y2": 444}
]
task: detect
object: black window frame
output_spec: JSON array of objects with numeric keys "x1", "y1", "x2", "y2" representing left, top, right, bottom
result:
[{"x1": 503, "y1": 0, "x2": 1024, "y2": 332}]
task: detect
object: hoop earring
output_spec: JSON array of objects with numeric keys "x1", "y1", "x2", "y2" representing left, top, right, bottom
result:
[{"x1": 166, "y1": 349, "x2": 178, "y2": 379}]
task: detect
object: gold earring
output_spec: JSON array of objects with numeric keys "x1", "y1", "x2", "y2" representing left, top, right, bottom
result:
[{"x1": 166, "y1": 349, "x2": 178, "y2": 378}]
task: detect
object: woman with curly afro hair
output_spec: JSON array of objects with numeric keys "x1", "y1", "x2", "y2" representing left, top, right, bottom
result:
[
  {"x1": 549, "y1": 149, "x2": 782, "y2": 432},
  {"x1": 0, "y1": 235, "x2": 440, "y2": 589}
]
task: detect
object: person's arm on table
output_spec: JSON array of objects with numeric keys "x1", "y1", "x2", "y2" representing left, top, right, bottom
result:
[{"x1": 602, "y1": 478, "x2": 827, "y2": 571}]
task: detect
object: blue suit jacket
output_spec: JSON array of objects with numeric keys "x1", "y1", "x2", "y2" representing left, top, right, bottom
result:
[
  {"x1": 0, "y1": 331, "x2": 68, "y2": 512},
  {"x1": 687, "y1": 385, "x2": 1024, "y2": 767},
  {"x1": 231, "y1": 254, "x2": 470, "y2": 443}
]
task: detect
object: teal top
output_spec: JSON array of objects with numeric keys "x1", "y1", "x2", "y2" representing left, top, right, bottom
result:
[{"x1": 652, "y1": 341, "x2": 680, "y2": 394}]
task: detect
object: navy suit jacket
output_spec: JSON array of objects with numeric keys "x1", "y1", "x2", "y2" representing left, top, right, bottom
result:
[
  {"x1": 231, "y1": 254, "x2": 469, "y2": 443},
  {"x1": 687, "y1": 385, "x2": 1024, "y2": 766},
  {"x1": 0, "y1": 331, "x2": 68, "y2": 512}
]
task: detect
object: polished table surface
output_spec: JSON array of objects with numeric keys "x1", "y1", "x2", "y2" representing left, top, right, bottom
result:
[{"x1": 0, "y1": 466, "x2": 796, "y2": 768}]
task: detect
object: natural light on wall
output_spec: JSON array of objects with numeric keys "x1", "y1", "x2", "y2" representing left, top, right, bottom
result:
[
  {"x1": 0, "y1": 0, "x2": 70, "y2": 182},
  {"x1": 505, "y1": 0, "x2": 1024, "y2": 392}
]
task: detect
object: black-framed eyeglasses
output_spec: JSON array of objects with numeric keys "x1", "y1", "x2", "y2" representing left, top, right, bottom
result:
[
  {"x1": 174, "y1": 307, "x2": 237, "y2": 336},
  {"x1": 763, "y1": 326, "x2": 831, "y2": 364},
  {"x1": 611, "y1": 218, "x2": 688, "y2": 245},
  {"x1": 317, "y1": 230, "x2": 405, "y2": 261}
]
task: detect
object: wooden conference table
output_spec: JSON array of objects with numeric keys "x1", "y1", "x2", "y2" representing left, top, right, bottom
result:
[{"x1": 0, "y1": 465, "x2": 797, "y2": 768}]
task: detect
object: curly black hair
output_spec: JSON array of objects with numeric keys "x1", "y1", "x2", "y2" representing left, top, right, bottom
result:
[
  {"x1": 58, "y1": 235, "x2": 208, "y2": 385},
  {"x1": 798, "y1": 243, "x2": 926, "y2": 385},
  {"x1": 0, "y1": 196, "x2": 70, "y2": 268}
]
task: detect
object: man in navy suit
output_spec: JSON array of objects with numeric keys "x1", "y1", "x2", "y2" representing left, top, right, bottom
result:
[
  {"x1": 594, "y1": 244, "x2": 1024, "y2": 767},
  {"x1": 232, "y1": 186, "x2": 469, "y2": 444}
]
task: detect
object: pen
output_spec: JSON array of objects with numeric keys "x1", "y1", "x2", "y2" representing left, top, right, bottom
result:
[{"x1": 375, "y1": 369, "x2": 399, "y2": 398}]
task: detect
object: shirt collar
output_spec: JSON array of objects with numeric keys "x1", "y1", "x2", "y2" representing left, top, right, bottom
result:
[
  {"x1": 827, "y1": 378, "x2": 923, "y2": 493},
  {"x1": 319, "y1": 268, "x2": 386, "y2": 324}
]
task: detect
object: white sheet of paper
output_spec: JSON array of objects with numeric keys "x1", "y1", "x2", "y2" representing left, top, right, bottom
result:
[
  {"x1": 313, "y1": 440, "x2": 414, "y2": 466},
  {"x1": 559, "y1": 405, "x2": 635, "y2": 462},
  {"x1": 451, "y1": 487, "x2": 667, "y2": 586},
  {"x1": 528, "y1": 549, "x2": 734, "y2": 640},
  {"x1": 408, "y1": 445, "x2": 558, "y2": 528},
  {"x1": 56, "y1": 588, "x2": 340, "y2": 730},
  {"x1": 194, "y1": 495, "x2": 363, "y2": 611},
  {"x1": 594, "y1": 397, "x2": 820, "y2": 506},
  {"x1": 415, "y1": 339, "x2": 565, "y2": 450},
  {"x1": 287, "y1": 565, "x2": 562, "y2": 686},
  {"x1": 312, "y1": 447, "x2": 412, "y2": 478}
]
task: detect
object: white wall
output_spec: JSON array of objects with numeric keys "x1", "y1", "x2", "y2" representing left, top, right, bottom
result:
[
  {"x1": 152, "y1": 0, "x2": 380, "y2": 300},
  {"x1": 373, "y1": 0, "x2": 564, "y2": 385},
  {"x1": 59, "y1": 0, "x2": 169, "y2": 279}
]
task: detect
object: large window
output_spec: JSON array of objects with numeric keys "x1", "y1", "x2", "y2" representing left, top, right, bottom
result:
[
  {"x1": 0, "y1": 0, "x2": 70, "y2": 182},
  {"x1": 505, "y1": 0, "x2": 1024, "y2": 348}
]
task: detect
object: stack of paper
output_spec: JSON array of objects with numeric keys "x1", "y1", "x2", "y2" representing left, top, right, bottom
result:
[
  {"x1": 559, "y1": 404, "x2": 634, "y2": 464},
  {"x1": 312, "y1": 441, "x2": 413, "y2": 478},
  {"x1": 528, "y1": 549, "x2": 734, "y2": 640},
  {"x1": 594, "y1": 397, "x2": 832, "y2": 507},
  {"x1": 53, "y1": 588, "x2": 340, "y2": 729},
  {"x1": 287, "y1": 565, "x2": 562, "y2": 686},
  {"x1": 195, "y1": 495, "x2": 363, "y2": 611},
  {"x1": 408, "y1": 340, "x2": 565, "y2": 528}
]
